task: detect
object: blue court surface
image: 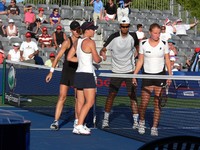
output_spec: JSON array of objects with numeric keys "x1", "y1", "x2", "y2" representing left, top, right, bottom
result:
[{"x1": 0, "y1": 106, "x2": 144, "y2": 150}]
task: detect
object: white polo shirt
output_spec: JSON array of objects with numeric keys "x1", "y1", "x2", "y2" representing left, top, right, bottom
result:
[
  {"x1": 8, "y1": 49, "x2": 20, "y2": 62},
  {"x1": 20, "y1": 41, "x2": 38, "y2": 60},
  {"x1": 139, "y1": 39, "x2": 169, "y2": 73}
]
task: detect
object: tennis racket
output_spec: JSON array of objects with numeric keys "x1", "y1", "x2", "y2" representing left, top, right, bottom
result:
[{"x1": 159, "y1": 84, "x2": 169, "y2": 108}]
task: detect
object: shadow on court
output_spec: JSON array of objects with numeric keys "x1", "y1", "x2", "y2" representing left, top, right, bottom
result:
[{"x1": 0, "y1": 106, "x2": 144, "y2": 150}]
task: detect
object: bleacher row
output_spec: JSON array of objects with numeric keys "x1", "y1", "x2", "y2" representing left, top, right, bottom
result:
[{"x1": 1, "y1": 3, "x2": 199, "y2": 70}]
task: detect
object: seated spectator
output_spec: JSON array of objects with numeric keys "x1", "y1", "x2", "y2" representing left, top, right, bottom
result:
[
  {"x1": 7, "y1": 0, "x2": 19, "y2": 16},
  {"x1": 90, "y1": 0, "x2": 103, "y2": 25},
  {"x1": 44, "y1": 52, "x2": 58, "y2": 67},
  {"x1": 24, "y1": 5, "x2": 36, "y2": 31},
  {"x1": 52, "y1": 25, "x2": 67, "y2": 49},
  {"x1": 164, "y1": 18, "x2": 176, "y2": 35},
  {"x1": 160, "y1": 25, "x2": 171, "y2": 41},
  {"x1": 0, "y1": 41, "x2": 5, "y2": 64},
  {"x1": 20, "y1": 32, "x2": 39, "y2": 64},
  {"x1": 0, "y1": 19, "x2": 7, "y2": 37},
  {"x1": 6, "y1": 19, "x2": 18, "y2": 39},
  {"x1": 136, "y1": 24, "x2": 145, "y2": 41},
  {"x1": 38, "y1": 27, "x2": 53, "y2": 49},
  {"x1": 168, "y1": 39, "x2": 178, "y2": 61},
  {"x1": 104, "y1": 0, "x2": 117, "y2": 21},
  {"x1": 0, "y1": 0, "x2": 7, "y2": 15},
  {"x1": 170, "y1": 57, "x2": 181, "y2": 72},
  {"x1": 7, "y1": 42, "x2": 21, "y2": 62},
  {"x1": 175, "y1": 18, "x2": 198, "y2": 37},
  {"x1": 32, "y1": 18, "x2": 43, "y2": 40},
  {"x1": 49, "y1": 8, "x2": 61, "y2": 26},
  {"x1": 36, "y1": 7, "x2": 48, "y2": 24}
]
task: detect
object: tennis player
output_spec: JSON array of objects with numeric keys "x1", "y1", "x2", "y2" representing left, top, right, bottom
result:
[
  {"x1": 67, "y1": 21, "x2": 105, "y2": 135},
  {"x1": 46, "y1": 21, "x2": 82, "y2": 130},
  {"x1": 100, "y1": 16, "x2": 139, "y2": 129},
  {"x1": 133, "y1": 23, "x2": 172, "y2": 136}
]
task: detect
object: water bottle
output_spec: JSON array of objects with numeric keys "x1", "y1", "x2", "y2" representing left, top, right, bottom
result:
[{"x1": 81, "y1": 0, "x2": 84, "y2": 7}]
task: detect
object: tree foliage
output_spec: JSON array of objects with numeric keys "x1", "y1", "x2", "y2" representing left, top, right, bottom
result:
[{"x1": 176, "y1": 0, "x2": 200, "y2": 19}]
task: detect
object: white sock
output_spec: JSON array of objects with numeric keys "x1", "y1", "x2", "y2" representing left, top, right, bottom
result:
[
  {"x1": 104, "y1": 112, "x2": 110, "y2": 120},
  {"x1": 133, "y1": 114, "x2": 139, "y2": 122},
  {"x1": 139, "y1": 120, "x2": 145, "y2": 125},
  {"x1": 74, "y1": 119, "x2": 78, "y2": 125}
]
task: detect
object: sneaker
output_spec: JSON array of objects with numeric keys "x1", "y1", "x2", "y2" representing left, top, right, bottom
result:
[
  {"x1": 73, "y1": 125, "x2": 91, "y2": 135},
  {"x1": 132, "y1": 122, "x2": 139, "y2": 129},
  {"x1": 138, "y1": 120, "x2": 145, "y2": 134},
  {"x1": 151, "y1": 127, "x2": 158, "y2": 136},
  {"x1": 50, "y1": 120, "x2": 59, "y2": 130},
  {"x1": 102, "y1": 119, "x2": 109, "y2": 129},
  {"x1": 84, "y1": 124, "x2": 91, "y2": 132}
]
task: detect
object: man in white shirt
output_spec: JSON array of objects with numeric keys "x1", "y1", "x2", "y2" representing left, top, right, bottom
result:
[
  {"x1": 20, "y1": 32, "x2": 39, "y2": 64},
  {"x1": 175, "y1": 18, "x2": 198, "y2": 36}
]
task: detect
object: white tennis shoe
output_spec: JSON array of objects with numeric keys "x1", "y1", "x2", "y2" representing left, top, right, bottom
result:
[
  {"x1": 151, "y1": 127, "x2": 158, "y2": 136},
  {"x1": 50, "y1": 120, "x2": 59, "y2": 130},
  {"x1": 73, "y1": 125, "x2": 91, "y2": 135},
  {"x1": 138, "y1": 120, "x2": 145, "y2": 134},
  {"x1": 132, "y1": 121, "x2": 139, "y2": 129},
  {"x1": 102, "y1": 119, "x2": 109, "y2": 128}
]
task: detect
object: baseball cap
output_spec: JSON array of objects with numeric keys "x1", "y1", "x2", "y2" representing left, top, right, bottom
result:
[
  {"x1": 70, "y1": 20, "x2": 80, "y2": 30},
  {"x1": 13, "y1": 43, "x2": 20, "y2": 47},
  {"x1": 8, "y1": 19, "x2": 14, "y2": 23},
  {"x1": 25, "y1": 32, "x2": 32, "y2": 38},
  {"x1": 176, "y1": 18, "x2": 182, "y2": 23},
  {"x1": 170, "y1": 56, "x2": 176, "y2": 61},
  {"x1": 38, "y1": 7, "x2": 44, "y2": 11},
  {"x1": 42, "y1": 26, "x2": 47, "y2": 31},
  {"x1": 80, "y1": 21, "x2": 98, "y2": 31},
  {"x1": 168, "y1": 39, "x2": 175, "y2": 45},
  {"x1": 120, "y1": 16, "x2": 130, "y2": 24},
  {"x1": 56, "y1": 25, "x2": 62, "y2": 30},
  {"x1": 165, "y1": 18, "x2": 171, "y2": 24},
  {"x1": 49, "y1": 52, "x2": 55, "y2": 57}
]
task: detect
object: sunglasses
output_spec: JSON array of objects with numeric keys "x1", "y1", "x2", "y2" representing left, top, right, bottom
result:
[{"x1": 120, "y1": 25, "x2": 130, "y2": 28}]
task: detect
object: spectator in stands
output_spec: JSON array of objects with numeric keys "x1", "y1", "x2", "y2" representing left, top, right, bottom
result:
[
  {"x1": 0, "y1": 19, "x2": 6, "y2": 37},
  {"x1": 0, "y1": 0, "x2": 7, "y2": 15},
  {"x1": 0, "y1": 41, "x2": 5, "y2": 64},
  {"x1": 104, "y1": 0, "x2": 117, "y2": 21},
  {"x1": 175, "y1": 18, "x2": 198, "y2": 37},
  {"x1": 44, "y1": 52, "x2": 58, "y2": 68},
  {"x1": 49, "y1": 8, "x2": 61, "y2": 26},
  {"x1": 168, "y1": 39, "x2": 178, "y2": 59},
  {"x1": 53, "y1": 25, "x2": 67, "y2": 49},
  {"x1": 133, "y1": 23, "x2": 172, "y2": 136},
  {"x1": 116, "y1": 0, "x2": 132, "y2": 22},
  {"x1": 20, "y1": 32, "x2": 39, "y2": 64},
  {"x1": 6, "y1": 19, "x2": 18, "y2": 39},
  {"x1": 90, "y1": 0, "x2": 104, "y2": 25},
  {"x1": 136, "y1": 24, "x2": 145, "y2": 41},
  {"x1": 68, "y1": 21, "x2": 104, "y2": 135},
  {"x1": 46, "y1": 21, "x2": 82, "y2": 131},
  {"x1": 24, "y1": 5, "x2": 36, "y2": 31},
  {"x1": 36, "y1": 7, "x2": 48, "y2": 24},
  {"x1": 170, "y1": 57, "x2": 181, "y2": 71},
  {"x1": 164, "y1": 18, "x2": 176, "y2": 35},
  {"x1": 100, "y1": 16, "x2": 139, "y2": 129},
  {"x1": 38, "y1": 27, "x2": 53, "y2": 49},
  {"x1": 7, "y1": 42, "x2": 21, "y2": 62},
  {"x1": 160, "y1": 25, "x2": 171, "y2": 41},
  {"x1": 32, "y1": 18, "x2": 43, "y2": 40},
  {"x1": 7, "y1": 0, "x2": 19, "y2": 16}
]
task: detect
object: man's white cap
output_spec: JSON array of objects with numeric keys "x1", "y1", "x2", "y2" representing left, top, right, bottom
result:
[
  {"x1": 176, "y1": 18, "x2": 182, "y2": 22},
  {"x1": 170, "y1": 57, "x2": 176, "y2": 61},
  {"x1": 120, "y1": 16, "x2": 130, "y2": 24},
  {"x1": 13, "y1": 43, "x2": 20, "y2": 47},
  {"x1": 174, "y1": 63, "x2": 180, "y2": 67},
  {"x1": 8, "y1": 19, "x2": 14, "y2": 23}
]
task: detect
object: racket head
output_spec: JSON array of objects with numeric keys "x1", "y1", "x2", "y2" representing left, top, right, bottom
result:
[{"x1": 159, "y1": 84, "x2": 169, "y2": 108}]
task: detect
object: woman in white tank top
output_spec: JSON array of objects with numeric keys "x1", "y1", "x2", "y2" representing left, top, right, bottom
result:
[
  {"x1": 6, "y1": 19, "x2": 18, "y2": 39},
  {"x1": 67, "y1": 21, "x2": 105, "y2": 135}
]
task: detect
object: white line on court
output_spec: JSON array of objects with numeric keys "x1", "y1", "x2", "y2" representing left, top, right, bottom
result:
[{"x1": 31, "y1": 128, "x2": 97, "y2": 131}]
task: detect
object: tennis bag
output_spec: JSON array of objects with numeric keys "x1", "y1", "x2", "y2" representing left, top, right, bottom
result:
[{"x1": 189, "y1": 52, "x2": 200, "y2": 72}]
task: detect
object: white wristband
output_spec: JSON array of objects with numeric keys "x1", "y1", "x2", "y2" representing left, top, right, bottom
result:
[
  {"x1": 50, "y1": 67, "x2": 55, "y2": 73},
  {"x1": 100, "y1": 56, "x2": 104, "y2": 61}
]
